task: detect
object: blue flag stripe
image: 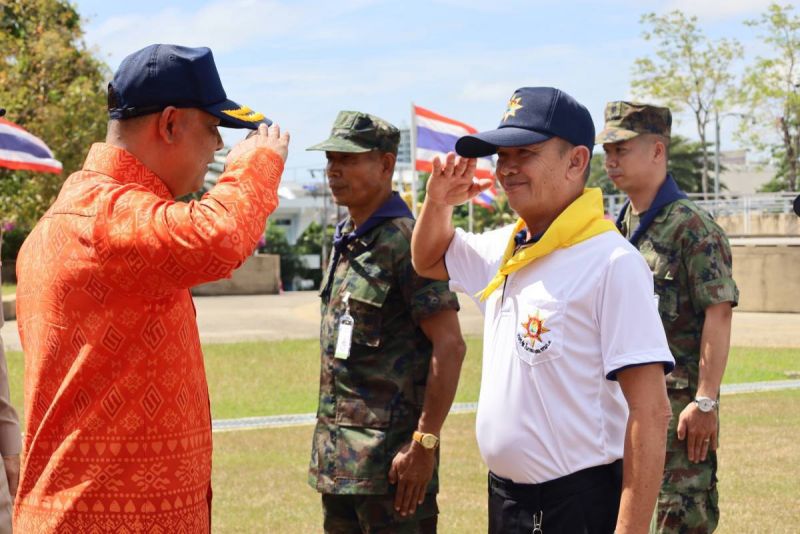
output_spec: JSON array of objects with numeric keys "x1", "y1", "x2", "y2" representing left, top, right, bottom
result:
[
  {"x1": 0, "y1": 132, "x2": 53, "y2": 159},
  {"x1": 416, "y1": 125, "x2": 493, "y2": 163},
  {"x1": 417, "y1": 125, "x2": 460, "y2": 153}
]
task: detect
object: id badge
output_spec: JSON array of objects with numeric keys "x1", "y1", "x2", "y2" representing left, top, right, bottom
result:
[{"x1": 335, "y1": 292, "x2": 354, "y2": 359}]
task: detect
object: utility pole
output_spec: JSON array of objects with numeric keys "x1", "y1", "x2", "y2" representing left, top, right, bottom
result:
[
  {"x1": 714, "y1": 109, "x2": 721, "y2": 211},
  {"x1": 309, "y1": 169, "x2": 329, "y2": 268}
]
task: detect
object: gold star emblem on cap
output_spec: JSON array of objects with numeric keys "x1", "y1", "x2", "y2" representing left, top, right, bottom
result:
[{"x1": 502, "y1": 96, "x2": 523, "y2": 121}]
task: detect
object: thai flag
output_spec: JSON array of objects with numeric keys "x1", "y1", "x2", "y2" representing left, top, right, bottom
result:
[
  {"x1": 0, "y1": 117, "x2": 62, "y2": 174},
  {"x1": 472, "y1": 184, "x2": 498, "y2": 210},
  {"x1": 413, "y1": 105, "x2": 496, "y2": 208}
]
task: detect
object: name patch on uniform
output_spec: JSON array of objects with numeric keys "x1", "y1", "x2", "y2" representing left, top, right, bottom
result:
[{"x1": 516, "y1": 310, "x2": 552, "y2": 355}]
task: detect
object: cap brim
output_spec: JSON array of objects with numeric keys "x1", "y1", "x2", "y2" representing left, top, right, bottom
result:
[
  {"x1": 306, "y1": 137, "x2": 374, "y2": 153},
  {"x1": 455, "y1": 127, "x2": 552, "y2": 158},
  {"x1": 204, "y1": 99, "x2": 272, "y2": 130},
  {"x1": 595, "y1": 127, "x2": 640, "y2": 145}
]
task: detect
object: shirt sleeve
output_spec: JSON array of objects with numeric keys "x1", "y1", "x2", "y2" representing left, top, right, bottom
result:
[
  {"x1": 398, "y1": 229, "x2": 460, "y2": 325},
  {"x1": 98, "y1": 147, "x2": 284, "y2": 297},
  {"x1": 444, "y1": 225, "x2": 512, "y2": 299},
  {"x1": 596, "y1": 247, "x2": 675, "y2": 381},
  {"x1": 683, "y1": 223, "x2": 739, "y2": 312}
]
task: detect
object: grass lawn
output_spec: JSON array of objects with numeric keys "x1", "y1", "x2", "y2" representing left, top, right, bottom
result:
[
  {"x1": 1, "y1": 283, "x2": 14, "y2": 296},
  {"x1": 203, "y1": 340, "x2": 796, "y2": 419},
  {"x1": 5, "y1": 340, "x2": 799, "y2": 423},
  {"x1": 3, "y1": 339, "x2": 799, "y2": 531},
  {"x1": 211, "y1": 389, "x2": 800, "y2": 533}
]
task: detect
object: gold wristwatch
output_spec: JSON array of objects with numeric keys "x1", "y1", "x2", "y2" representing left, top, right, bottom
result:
[{"x1": 412, "y1": 431, "x2": 440, "y2": 450}]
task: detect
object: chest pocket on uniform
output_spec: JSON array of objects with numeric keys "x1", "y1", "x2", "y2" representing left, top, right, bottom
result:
[
  {"x1": 514, "y1": 299, "x2": 565, "y2": 367},
  {"x1": 652, "y1": 254, "x2": 680, "y2": 323},
  {"x1": 346, "y1": 264, "x2": 391, "y2": 348}
]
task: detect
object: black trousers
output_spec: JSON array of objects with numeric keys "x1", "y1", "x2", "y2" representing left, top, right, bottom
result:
[{"x1": 488, "y1": 460, "x2": 623, "y2": 534}]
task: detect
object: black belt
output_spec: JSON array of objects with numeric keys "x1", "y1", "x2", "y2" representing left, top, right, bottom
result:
[{"x1": 489, "y1": 460, "x2": 622, "y2": 502}]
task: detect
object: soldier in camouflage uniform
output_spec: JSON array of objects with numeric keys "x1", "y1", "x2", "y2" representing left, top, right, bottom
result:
[
  {"x1": 306, "y1": 111, "x2": 466, "y2": 534},
  {"x1": 598, "y1": 102, "x2": 739, "y2": 534}
]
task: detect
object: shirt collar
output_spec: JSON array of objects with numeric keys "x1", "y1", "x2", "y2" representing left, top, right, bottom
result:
[
  {"x1": 334, "y1": 192, "x2": 413, "y2": 250},
  {"x1": 82, "y1": 143, "x2": 173, "y2": 200},
  {"x1": 514, "y1": 227, "x2": 545, "y2": 250}
]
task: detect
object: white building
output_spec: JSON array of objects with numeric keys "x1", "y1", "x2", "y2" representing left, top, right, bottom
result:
[
  {"x1": 206, "y1": 129, "x2": 417, "y2": 245},
  {"x1": 718, "y1": 149, "x2": 776, "y2": 195}
]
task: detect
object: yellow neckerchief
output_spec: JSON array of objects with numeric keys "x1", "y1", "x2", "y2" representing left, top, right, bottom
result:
[{"x1": 477, "y1": 188, "x2": 618, "y2": 301}]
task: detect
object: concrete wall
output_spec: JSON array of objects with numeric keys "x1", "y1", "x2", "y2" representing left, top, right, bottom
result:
[
  {"x1": 732, "y1": 243, "x2": 800, "y2": 312},
  {"x1": 1, "y1": 254, "x2": 282, "y2": 320},
  {"x1": 717, "y1": 213, "x2": 800, "y2": 236},
  {"x1": 2, "y1": 298, "x2": 13, "y2": 321},
  {"x1": 192, "y1": 254, "x2": 281, "y2": 296}
]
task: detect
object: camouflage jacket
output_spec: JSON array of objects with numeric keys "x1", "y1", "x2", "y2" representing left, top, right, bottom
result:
[
  {"x1": 308, "y1": 216, "x2": 460, "y2": 495},
  {"x1": 621, "y1": 198, "x2": 738, "y2": 392}
]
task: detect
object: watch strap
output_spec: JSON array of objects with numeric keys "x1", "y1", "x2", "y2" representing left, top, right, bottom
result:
[
  {"x1": 695, "y1": 396, "x2": 719, "y2": 411},
  {"x1": 412, "y1": 431, "x2": 440, "y2": 449}
]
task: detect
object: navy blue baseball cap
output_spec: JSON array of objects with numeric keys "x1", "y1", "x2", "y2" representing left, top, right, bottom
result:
[
  {"x1": 108, "y1": 44, "x2": 271, "y2": 129},
  {"x1": 455, "y1": 87, "x2": 595, "y2": 157}
]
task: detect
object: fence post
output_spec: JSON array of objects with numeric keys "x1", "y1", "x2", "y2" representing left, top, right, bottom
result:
[{"x1": 743, "y1": 196, "x2": 751, "y2": 235}]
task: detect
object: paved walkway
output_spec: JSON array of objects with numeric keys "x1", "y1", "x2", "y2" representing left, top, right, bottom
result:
[{"x1": 2, "y1": 291, "x2": 798, "y2": 350}]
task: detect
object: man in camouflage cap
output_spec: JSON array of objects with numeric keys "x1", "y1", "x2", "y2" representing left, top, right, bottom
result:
[
  {"x1": 306, "y1": 111, "x2": 466, "y2": 533},
  {"x1": 598, "y1": 101, "x2": 739, "y2": 534}
]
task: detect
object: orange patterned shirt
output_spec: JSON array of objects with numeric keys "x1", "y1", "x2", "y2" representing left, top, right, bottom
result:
[{"x1": 14, "y1": 143, "x2": 283, "y2": 532}]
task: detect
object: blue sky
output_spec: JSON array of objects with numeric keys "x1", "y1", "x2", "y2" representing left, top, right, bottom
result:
[{"x1": 74, "y1": 0, "x2": 797, "y2": 180}]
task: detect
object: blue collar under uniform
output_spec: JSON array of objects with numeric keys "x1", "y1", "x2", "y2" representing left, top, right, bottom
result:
[
  {"x1": 322, "y1": 191, "x2": 413, "y2": 296},
  {"x1": 616, "y1": 173, "x2": 688, "y2": 246}
]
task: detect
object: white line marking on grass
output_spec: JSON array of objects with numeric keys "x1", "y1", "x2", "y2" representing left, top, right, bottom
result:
[{"x1": 211, "y1": 380, "x2": 800, "y2": 433}]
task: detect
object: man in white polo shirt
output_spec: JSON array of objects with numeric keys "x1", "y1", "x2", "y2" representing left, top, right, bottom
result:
[{"x1": 411, "y1": 87, "x2": 675, "y2": 533}]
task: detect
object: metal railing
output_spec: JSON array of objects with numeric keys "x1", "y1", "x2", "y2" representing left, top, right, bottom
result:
[{"x1": 604, "y1": 192, "x2": 797, "y2": 221}]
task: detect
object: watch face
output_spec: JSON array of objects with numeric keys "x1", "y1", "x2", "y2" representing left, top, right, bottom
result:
[
  {"x1": 697, "y1": 398, "x2": 715, "y2": 412},
  {"x1": 421, "y1": 434, "x2": 438, "y2": 449}
]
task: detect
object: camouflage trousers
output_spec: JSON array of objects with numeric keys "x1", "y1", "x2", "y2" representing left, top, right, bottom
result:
[
  {"x1": 322, "y1": 492, "x2": 438, "y2": 534},
  {"x1": 650, "y1": 390, "x2": 719, "y2": 534}
]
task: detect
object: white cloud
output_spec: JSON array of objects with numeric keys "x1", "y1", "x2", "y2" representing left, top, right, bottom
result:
[
  {"x1": 84, "y1": 0, "x2": 389, "y2": 65},
  {"x1": 86, "y1": 1, "x2": 300, "y2": 63}
]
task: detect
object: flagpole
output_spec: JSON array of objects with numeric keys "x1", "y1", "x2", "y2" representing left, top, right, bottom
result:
[{"x1": 409, "y1": 101, "x2": 419, "y2": 218}]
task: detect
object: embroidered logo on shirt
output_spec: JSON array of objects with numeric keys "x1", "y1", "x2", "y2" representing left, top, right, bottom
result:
[{"x1": 517, "y1": 310, "x2": 552, "y2": 354}]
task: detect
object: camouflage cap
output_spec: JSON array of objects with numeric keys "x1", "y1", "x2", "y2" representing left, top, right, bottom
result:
[
  {"x1": 595, "y1": 101, "x2": 672, "y2": 144},
  {"x1": 307, "y1": 110, "x2": 400, "y2": 154}
]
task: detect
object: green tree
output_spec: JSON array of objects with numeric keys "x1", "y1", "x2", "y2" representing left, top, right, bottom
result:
[
  {"x1": 293, "y1": 221, "x2": 335, "y2": 289},
  {"x1": 592, "y1": 136, "x2": 720, "y2": 198},
  {"x1": 294, "y1": 221, "x2": 335, "y2": 256},
  {"x1": 740, "y1": 3, "x2": 800, "y2": 191},
  {"x1": 0, "y1": 0, "x2": 109, "y2": 227},
  {"x1": 632, "y1": 10, "x2": 743, "y2": 198},
  {"x1": 587, "y1": 153, "x2": 617, "y2": 195},
  {"x1": 758, "y1": 145, "x2": 796, "y2": 192},
  {"x1": 668, "y1": 135, "x2": 719, "y2": 193},
  {"x1": 261, "y1": 225, "x2": 304, "y2": 290},
  {"x1": 451, "y1": 195, "x2": 515, "y2": 233}
]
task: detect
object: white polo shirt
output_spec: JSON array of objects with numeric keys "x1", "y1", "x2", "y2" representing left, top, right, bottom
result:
[{"x1": 446, "y1": 225, "x2": 673, "y2": 484}]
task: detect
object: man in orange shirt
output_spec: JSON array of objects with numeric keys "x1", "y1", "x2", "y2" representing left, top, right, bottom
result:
[{"x1": 14, "y1": 44, "x2": 289, "y2": 533}]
